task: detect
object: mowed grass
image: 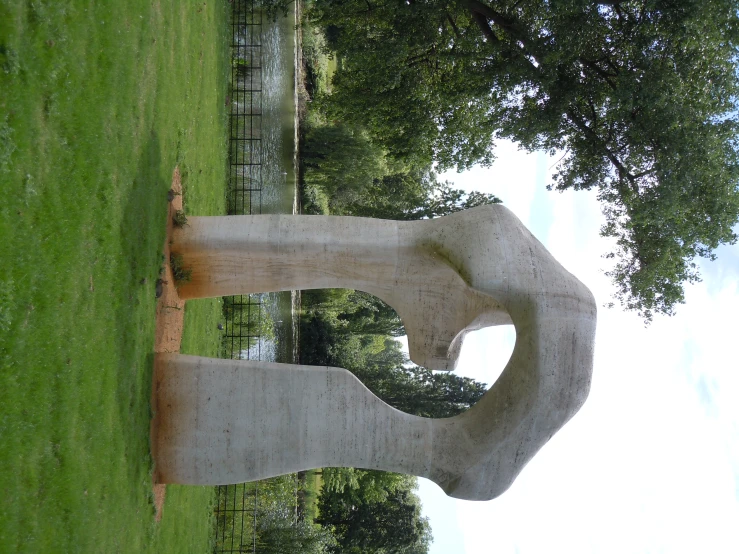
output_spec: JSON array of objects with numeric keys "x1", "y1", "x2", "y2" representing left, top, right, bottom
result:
[
  {"x1": 0, "y1": 1, "x2": 229, "y2": 552},
  {"x1": 302, "y1": 469, "x2": 323, "y2": 523}
]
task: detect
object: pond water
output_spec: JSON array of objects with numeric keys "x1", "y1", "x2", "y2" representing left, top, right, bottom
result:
[{"x1": 235, "y1": 7, "x2": 300, "y2": 364}]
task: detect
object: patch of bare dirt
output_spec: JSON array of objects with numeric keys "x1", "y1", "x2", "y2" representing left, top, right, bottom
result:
[
  {"x1": 153, "y1": 483, "x2": 166, "y2": 523},
  {"x1": 151, "y1": 166, "x2": 186, "y2": 523},
  {"x1": 154, "y1": 167, "x2": 185, "y2": 355}
]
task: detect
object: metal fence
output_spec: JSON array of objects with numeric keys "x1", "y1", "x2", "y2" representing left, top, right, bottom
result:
[
  {"x1": 213, "y1": 476, "x2": 301, "y2": 554},
  {"x1": 213, "y1": 1, "x2": 268, "y2": 552},
  {"x1": 228, "y1": 0, "x2": 263, "y2": 217},
  {"x1": 220, "y1": 0, "x2": 267, "y2": 366},
  {"x1": 214, "y1": 483, "x2": 259, "y2": 554}
]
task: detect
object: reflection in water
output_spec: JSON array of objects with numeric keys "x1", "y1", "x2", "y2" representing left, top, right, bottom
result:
[
  {"x1": 261, "y1": 13, "x2": 298, "y2": 216},
  {"x1": 241, "y1": 9, "x2": 299, "y2": 365}
]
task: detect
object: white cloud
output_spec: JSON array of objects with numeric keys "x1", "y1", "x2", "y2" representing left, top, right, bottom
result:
[{"x1": 453, "y1": 325, "x2": 516, "y2": 389}]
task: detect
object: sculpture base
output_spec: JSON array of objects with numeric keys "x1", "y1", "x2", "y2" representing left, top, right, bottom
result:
[{"x1": 149, "y1": 166, "x2": 186, "y2": 520}]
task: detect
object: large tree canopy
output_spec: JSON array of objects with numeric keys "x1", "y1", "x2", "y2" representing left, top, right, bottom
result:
[
  {"x1": 316, "y1": 471, "x2": 431, "y2": 554},
  {"x1": 305, "y1": 0, "x2": 739, "y2": 321},
  {"x1": 341, "y1": 170, "x2": 502, "y2": 221}
]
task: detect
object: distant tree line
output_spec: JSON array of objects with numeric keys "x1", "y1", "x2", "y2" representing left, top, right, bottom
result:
[
  {"x1": 317, "y1": 470, "x2": 432, "y2": 554},
  {"x1": 300, "y1": 289, "x2": 488, "y2": 418}
]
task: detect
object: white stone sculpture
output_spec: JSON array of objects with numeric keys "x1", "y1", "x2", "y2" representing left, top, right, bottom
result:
[{"x1": 152, "y1": 205, "x2": 596, "y2": 500}]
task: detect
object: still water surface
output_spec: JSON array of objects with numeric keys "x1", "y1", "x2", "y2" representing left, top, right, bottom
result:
[{"x1": 240, "y1": 8, "x2": 299, "y2": 364}]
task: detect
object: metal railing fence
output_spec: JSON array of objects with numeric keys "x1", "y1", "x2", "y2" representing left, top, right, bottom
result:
[{"x1": 213, "y1": 1, "x2": 268, "y2": 552}]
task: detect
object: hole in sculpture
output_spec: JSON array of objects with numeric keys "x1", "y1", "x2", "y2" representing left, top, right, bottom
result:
[
  {"x1": 453, "y1": 324, "x2": 516, "y2": 396},
  {"x1": 393, "y1": 324, "x2": 516, "y2": 417},
  {"x1": 300, "y1": 288, "x2": 516, "y2": 417}
]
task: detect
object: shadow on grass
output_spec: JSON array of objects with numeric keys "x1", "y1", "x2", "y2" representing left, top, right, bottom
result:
[{"x1": 115, "y1": 130, "x2": 168, "y2": 499}]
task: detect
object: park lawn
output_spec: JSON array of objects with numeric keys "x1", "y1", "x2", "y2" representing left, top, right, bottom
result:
[
  {"x1": 301, "y1": 469, "x2": 323, "y2": 523},
  {"x1": 0, "y1": 0, "x2": 229, "y2": 552}
]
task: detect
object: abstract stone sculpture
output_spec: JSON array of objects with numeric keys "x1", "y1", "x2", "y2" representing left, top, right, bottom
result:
[{"x1": 152, "y1": 205, "x2": 596, "y2": 500}]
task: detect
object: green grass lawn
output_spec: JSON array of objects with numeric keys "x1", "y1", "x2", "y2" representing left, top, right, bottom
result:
[
  {"x1": 301, "y1": 469, "x2": 323, "y2": 523},
  {"x1": 0, "y1": 0, "x2": 230, "y2": 551}
]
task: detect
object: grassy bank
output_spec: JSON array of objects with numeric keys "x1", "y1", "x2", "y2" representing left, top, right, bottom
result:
[
  {"x1": 0, "y1": 1, "x2": 229, "y2": 551},
  {"x1": 300, "y1": 469, "x2": 323, "y2": 523}
]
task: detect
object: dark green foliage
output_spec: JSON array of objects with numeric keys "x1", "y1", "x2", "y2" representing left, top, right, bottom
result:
[
  {"x1": 256, "y1": 518, "x2": 335, "y2": 554},
  {"x1": 303, "y1": 122, "x2": 388, "y2": 212},
  {"x1": 341, "y1": 171, "x2": 501, "y2": 220},
  {"x1": 298, "y1": 7, "x2": 501, "y2": 221},
  {"x1": 300, "y1": 289, "x2": 403, "y2": 369},
  {"x1": 172, "y1": 209, "x2": 188, "y2": 227},
  {"x1": 170, "y1": 253, "x2": 193, "y2": 285},
  {"x1": 301, "y1": 119, "x2": 501, "y2": 219},
  {"x1": 213, "y1": 476, "x2": 335, "y2": 554},
  {"x1": 354, "y1": 362, "x2": 489, "y2": 419},
  {"x1": 307, "y1": 0, "x2": 739, "y2": 321},
  {"x1": 300, "y1": 290, "x2": 488, "y2": 418},
  {"x1": 261, "y1": 0, "x2": 295, "y2": 21},
  {"x1": 317, "y1": 471, "x2": 431, "y2": 554}
]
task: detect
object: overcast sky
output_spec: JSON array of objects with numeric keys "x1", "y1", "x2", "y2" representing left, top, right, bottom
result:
[{"x1": 413, "y1": 142, "x2": 739, "y2": 554}]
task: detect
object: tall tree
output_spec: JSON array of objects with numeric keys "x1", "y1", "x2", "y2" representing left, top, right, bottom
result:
[
  {"x1": 300, "y1": 289, "x2": 407, "y2": 367},
  {"x1": 300, "y1": 293, "x2": 489, "y2": 416},
  {"x1": 303, "y1": 122, "x2": 389, "y2": 211},
  {"x1": 317, "y1": 472, "x2": 432, "y2": 554},
  {"x1": 342, "y1": 171, "x2": 502, "y2": 221},
  {"x1": 337, "y1": 291, "x2": 406, "y2": 337},
  {"x1": 352, "y1": 360, "x2": 489, "y2": 418},
  {"x1": 308, "y1": 0, "x2": 739, "y2": 321}
]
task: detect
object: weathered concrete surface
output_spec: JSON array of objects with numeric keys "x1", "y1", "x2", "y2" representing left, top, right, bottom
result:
[{"x1": 155, "y1": 206, "x2": 596, "y2": 500}]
